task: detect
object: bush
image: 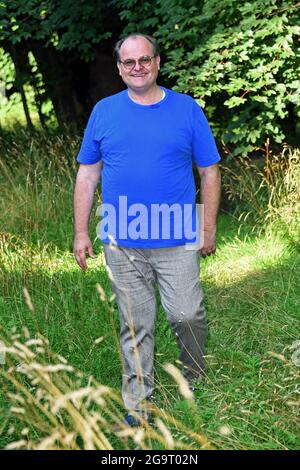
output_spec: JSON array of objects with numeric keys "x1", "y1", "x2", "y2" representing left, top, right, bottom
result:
[{"x1": 114, "y1": 0, "x2": 300, "y2": 156}]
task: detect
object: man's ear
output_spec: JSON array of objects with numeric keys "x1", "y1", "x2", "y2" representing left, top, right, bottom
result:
[
  {"x1": 117, "y1": 62, "x2": 122, "y2": 76},
  {"x1": 156, "y1": 55, "x2": 161, "y2": 70}
]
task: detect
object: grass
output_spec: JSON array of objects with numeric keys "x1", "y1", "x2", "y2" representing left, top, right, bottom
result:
[{"x1": 0, "y1": 129, "x2": 299, "y2": 449}]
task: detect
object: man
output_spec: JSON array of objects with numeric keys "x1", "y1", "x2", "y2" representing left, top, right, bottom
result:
[{"x1": 74, "y1": 33, "x2": 221, "y2": 425}]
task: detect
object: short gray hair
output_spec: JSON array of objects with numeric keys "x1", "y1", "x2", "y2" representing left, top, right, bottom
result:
[{"x1": 113, "y1": 33, "x2": 160, "y2": 62}]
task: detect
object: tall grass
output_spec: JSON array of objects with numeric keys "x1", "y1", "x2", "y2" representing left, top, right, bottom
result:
[
  {"x1": 0, "y1": 126, "x2": 80, "y2": 250},
  {"x1": 222, "y1": 143, "x2": 300, "y2": 246},
  {"x1": 1, "y1": 328, "x2": 211, "y2": 450},
  {"x1": 0, "y1": 129, "x2": 299, "y2": 450}
]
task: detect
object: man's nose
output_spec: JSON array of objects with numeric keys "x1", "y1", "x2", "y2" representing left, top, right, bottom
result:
[{"x1": 133, "y1": 60, "x2": 143, "y2": 71}]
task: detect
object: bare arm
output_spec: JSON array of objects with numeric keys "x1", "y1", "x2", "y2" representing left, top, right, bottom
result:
[
  {"x1": 73, "y1": 161, "x2": 102, "y2": 270},
  {"x1": 197, "y1": 163, "x2": 221, "y2": 257}
]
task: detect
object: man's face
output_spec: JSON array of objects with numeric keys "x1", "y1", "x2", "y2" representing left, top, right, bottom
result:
[{"x1": 117, "y1": 37, "x2": 160, "y2": 93}]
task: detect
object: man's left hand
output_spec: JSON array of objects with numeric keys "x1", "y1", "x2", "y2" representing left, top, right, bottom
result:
[{"x1": 200, "y1": 227, "x2": 217, "y2": 257}]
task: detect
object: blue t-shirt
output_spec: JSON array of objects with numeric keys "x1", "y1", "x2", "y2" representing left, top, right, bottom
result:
[{"x1": 77, "y1": 87, "x2": 220, "y2": 248}]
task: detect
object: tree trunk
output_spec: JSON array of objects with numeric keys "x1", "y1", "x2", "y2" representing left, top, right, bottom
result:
[
  {"x1": 8, "y1": 43, "x2": 34, "y2": 131},
  {"x1": 28, "y1": 40, "x2": 124, "y2": 128},
  {"x1": 3, "y1": 38, "x2": 124, "y2": 129}
]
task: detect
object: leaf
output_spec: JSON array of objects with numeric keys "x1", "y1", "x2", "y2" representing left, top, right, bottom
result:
[{"x1": 224, "y1": 96, "x2": 247, "y2": 108}]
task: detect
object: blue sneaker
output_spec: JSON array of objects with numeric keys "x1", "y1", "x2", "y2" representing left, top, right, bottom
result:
[{"x1": 124, "y1": 413, "x2": 141, "y2": 427}]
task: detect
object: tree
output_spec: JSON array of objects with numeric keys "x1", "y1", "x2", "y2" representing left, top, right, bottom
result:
[
  {"x1": 114, "y1": 0, "x2": 300, "y2": 156},
  {"x1": 0, "y1": 0, "x2": 124, "y2": 127}
]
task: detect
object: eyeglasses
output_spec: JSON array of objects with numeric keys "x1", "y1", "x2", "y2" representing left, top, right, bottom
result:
[{"x1": 119, "y1": 55, "x2": 157, "y2": 70}]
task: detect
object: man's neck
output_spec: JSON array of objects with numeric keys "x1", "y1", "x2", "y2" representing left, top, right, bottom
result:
[{"x1": 127, "y1": 84, "x2": 164, "y2": 105}]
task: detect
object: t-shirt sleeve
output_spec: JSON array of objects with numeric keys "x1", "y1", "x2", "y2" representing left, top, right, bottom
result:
[
  {"x1": 191, "y1": 100, "x2": 221, "y2": 167},
  {"x1": 77, "y1": 102, "x2": 102, "y2": 164}
]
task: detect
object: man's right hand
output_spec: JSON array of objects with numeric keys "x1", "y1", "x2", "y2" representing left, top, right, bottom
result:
[{"x1": 74, "y1": 233, "x2": 95, "y2": 271}]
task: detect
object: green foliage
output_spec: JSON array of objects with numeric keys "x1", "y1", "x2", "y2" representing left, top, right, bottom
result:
[
  {"x1": 0, "y1": 0, "x2": 121, "y2": 127},
  {"x1": 0, "y1": 48, "x2": 55, "y2": 128},
  {"x1": 0, "y1": 47, "x2": 15, "y2": 113},
  {"x1": 113, "y1": 0, "x2": 300, "y2": 156},
  {"x1": 1, "y1": 0, "x2": 299, "y2": 154},
  {"x1": 0, "y1": 47, "x2": 13, "y2": 84},
  {"x1": 0, "y1": 0, "x2": 111, "y2": 61}
]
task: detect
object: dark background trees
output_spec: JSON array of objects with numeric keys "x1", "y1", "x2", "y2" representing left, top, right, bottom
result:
[
  {"x1": 0, "y1": 0, "x2": 125, "y2": 128},
  {"x1": 1, "y1": 0, "x2": 299, "y2": 156}
]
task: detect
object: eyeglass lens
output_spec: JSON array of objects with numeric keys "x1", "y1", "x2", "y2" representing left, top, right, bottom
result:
[{"x1": 122, "y1": 56, "x2": 153, "y2": 69}]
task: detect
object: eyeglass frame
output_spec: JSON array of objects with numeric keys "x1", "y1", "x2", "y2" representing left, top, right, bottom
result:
[{"x1": 118, "y1": 55, "x2": 158, "y2": 70}]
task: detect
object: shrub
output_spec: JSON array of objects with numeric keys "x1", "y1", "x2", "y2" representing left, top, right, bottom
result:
[{"x1": 114, "y1": 0, "x2": 300, "y2": 156}]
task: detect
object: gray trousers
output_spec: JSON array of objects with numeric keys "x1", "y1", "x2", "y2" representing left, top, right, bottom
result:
[{"x1": 103, "y1": 244, "x2": 207, "y2": 412}]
